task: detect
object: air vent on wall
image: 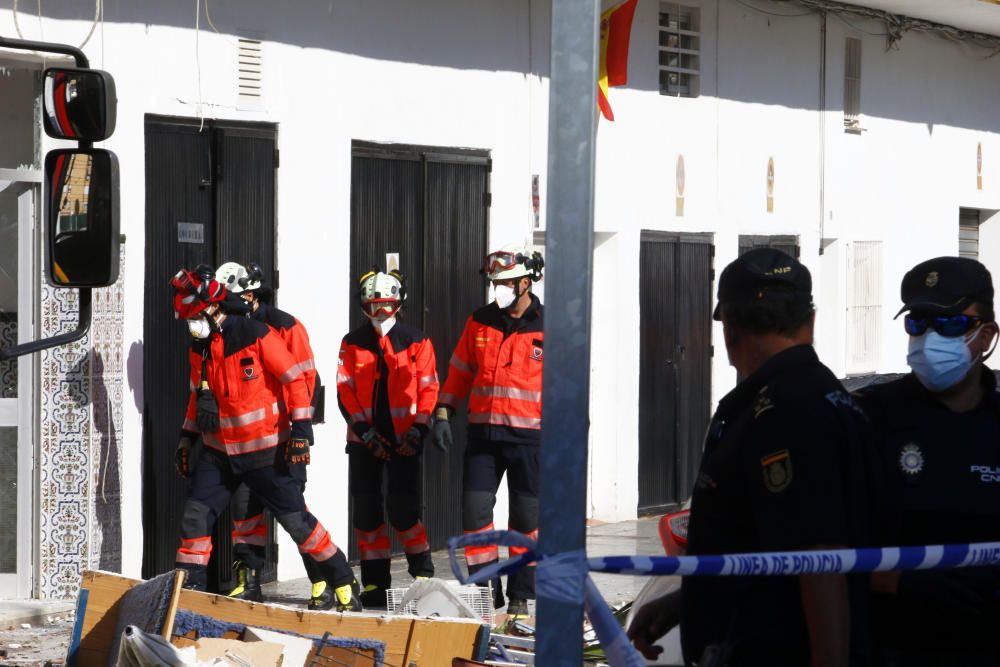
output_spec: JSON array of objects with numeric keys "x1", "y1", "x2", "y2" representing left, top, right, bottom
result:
[{"x1": 238, "y1": 38, "x2": 263, "y2": 102}]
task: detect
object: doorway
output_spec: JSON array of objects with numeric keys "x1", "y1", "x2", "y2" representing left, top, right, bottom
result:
[
  {"x1": 637, "y1": 232, "x2": 713, "y2": 515},
  {"x1": 141, "y1": 117, "x2": 278, "y2": 591},
  {"x1": 0, "y1": 62, "x2": 40, "y2": 598},
  {"x1": 348, "y1": 140, "x2": 490, "y2": 558}
]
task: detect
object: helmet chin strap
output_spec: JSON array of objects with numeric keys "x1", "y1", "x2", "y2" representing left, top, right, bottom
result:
[{"x1": 511, "y1": 279, "x2": 528, "y2": 304}]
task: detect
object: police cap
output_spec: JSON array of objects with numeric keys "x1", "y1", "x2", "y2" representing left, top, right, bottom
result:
[
  {"x1": 896, "y1": 256, "x2": 994, "y2": 318},
  {"x1": 713, "y1": 248, "x2": 812, "y2": 321}
]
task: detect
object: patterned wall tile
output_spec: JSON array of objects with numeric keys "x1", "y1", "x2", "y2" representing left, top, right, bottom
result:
[{"x1": 37, "y1": 246, "x2": 125, "y2": 599}]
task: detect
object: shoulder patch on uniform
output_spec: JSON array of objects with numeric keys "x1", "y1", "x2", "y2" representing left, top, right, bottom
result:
[
  {"x1": 753, "y1": 386, "x2": 774, "y2": 419},
  {"x1": 825, "y1": 389, "x2": 867, "y2": 419},
  {"x1": 761, "y1": 449, "x2": 793, "y2": 493}
]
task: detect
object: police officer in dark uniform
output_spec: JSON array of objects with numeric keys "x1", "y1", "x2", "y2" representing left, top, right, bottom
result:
[
  {"x1": 855, "y1": 256, "x2": 1000, "y2": 666},
  {"x1": 629, "y1": 248, "x2": 879, "y2": 666}
]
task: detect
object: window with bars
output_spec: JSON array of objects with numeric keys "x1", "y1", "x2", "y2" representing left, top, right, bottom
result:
[
  {"x1": 846, "y1": 241, "x2": 882, "y2": 374},
  {"x1": 844, "y1": 38, "x2": 862, "y2": 131},
  {"x1": 659, "y1": 3, "x2": 700, "y2": 98}
]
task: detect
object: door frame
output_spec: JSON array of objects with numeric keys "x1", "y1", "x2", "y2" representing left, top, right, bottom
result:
[
  {"x1": 0, "y1": 179, "x2": 39, "y2": 598},
  {"x1": 636, "y1": 230, "x2": 713, "y2": 516},
  {"x1": 347, "y1": 140, "x2": 491, "y2": 559}
]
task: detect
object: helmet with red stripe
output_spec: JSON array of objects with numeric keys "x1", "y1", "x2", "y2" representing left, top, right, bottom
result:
[
  {"x1": 171, "y1": 265, "x2": 227, "y2": 319},
  {"x1": 358, "y1": 270, "x2": 406, "y2": 320}
]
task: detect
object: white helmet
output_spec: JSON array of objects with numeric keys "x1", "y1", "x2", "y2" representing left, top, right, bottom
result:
[
  {"x1": 215, "y1": 261, "x2": 262, "y2": 294},
  {"x1": 483, "y1": 244, "x2": 544, "y2": 282},
  {"x1": 358, "y1": 270, "x2": 405, "y2": 319}
]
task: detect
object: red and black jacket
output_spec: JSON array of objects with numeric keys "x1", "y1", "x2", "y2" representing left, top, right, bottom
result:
[
  {"x1": 439, "y1": 294, "x2": 544, "y2": 445},
  {"x1": 180, "y1": 316, "x2": 313, "y2": 473},
  {"x1": 336, "y1": 322, "x2": 438, "y2": 451}
]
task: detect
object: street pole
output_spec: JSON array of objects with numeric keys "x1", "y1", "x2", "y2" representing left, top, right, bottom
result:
[{"x1": 536, "y1": 1, "x2": 600, "y2": 665}]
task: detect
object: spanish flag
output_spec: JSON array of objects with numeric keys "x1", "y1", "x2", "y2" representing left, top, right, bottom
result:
[{"x1": 598, "y1": 0, "x2": 638, "y2": 121}]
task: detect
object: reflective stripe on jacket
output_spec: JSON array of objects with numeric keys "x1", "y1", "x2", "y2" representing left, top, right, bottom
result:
[
  {"x1": 336, "y1": 322, "x2": 439, "y2": 442},
  {"x1": 439, "y1": 294, "x2": 544, "y2": 445},
  {"x1": 181, "y1": 316, "x2": 312, "y2": 472}
]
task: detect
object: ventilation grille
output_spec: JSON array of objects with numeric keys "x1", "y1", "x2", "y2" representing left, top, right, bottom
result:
[
  {"x1": 959, "y1": 208, "x2": 981, "y2": 259},
  {"x1": 238, "y1": 38, "x2": 263, "y2": 101}
]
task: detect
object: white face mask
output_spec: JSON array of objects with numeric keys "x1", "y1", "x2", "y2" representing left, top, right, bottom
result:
[
  {"x1": 370, "y1": 314, "x2": 396, "y2": 336},
  {"x1": 187, "y1": 318, "x2": 212, "y2": 339},
  {"x1": 494, "y1": 285, "x2": 516, "y2": 309},
  {"x1": 907, "y1": 328, "x2": 981, "y2": 392}
]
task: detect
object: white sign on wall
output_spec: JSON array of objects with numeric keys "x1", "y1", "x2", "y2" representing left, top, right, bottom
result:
[{"x1": 177, "y1": 222, "x2": 205, "y2": 244}]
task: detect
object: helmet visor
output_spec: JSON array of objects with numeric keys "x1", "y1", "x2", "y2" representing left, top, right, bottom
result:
[{"x1": 483, "y1": 251, "x2": 522, "y2": 275}]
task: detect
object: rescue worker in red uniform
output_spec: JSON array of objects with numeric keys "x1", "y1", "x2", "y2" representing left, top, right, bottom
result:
[
  {"x1": 432, "y1": 244, "x2": 545, "y2": 619},
  {"x1": 337, "y1": 270, "x2": 438, "y2": 608},
  {"x1": 214, "y1": 261, "x2": 331, "y2": 609},
  {"x1": 171, "y1": 266, "x2": 362, "y2": 612}
]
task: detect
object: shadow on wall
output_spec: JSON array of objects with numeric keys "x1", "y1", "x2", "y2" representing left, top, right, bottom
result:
[
  {"x1": 17, "y1": 0, "x2": 1000, "y2": 134},
  {"x1": 69, "y1": 350, "x2": 123, "y2": 572}
]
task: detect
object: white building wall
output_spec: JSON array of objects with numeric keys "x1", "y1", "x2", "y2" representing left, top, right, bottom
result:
[{"x1": 4, "y1": 0, "x2": 1000, "y2": 589}]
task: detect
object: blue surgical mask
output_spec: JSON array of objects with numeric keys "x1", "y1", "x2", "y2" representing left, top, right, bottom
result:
[{"x1": 906, "y1": 328, "x2": 981, "y2": 392}]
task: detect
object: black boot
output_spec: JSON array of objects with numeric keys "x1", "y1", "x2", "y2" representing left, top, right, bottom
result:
[
  {"x1": 178, "y1": 564, "x2": 207, "y2": 591},
  {"x1": 359, "y1": 584, "x2": 388, "y2": 609},
  {"x1": 332, "y1": 579, "x2": 363, "y2": 612},
  {"x1": 307, "y1": 580, "x2": 334, "y2": 611},
  {"x1": 227, "y1": 562, "x2": 263, "y2": 602},
  {"x1": 468, "y1": 560, "x2": 505, "y2": 609}
]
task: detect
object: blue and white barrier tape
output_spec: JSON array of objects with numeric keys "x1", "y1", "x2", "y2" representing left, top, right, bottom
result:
[
  {"x1": 447, "y1": 532, "x2": 1000, "y2": 667},
  {"x1": 590, "y1": 541, "x2": 1000, "y2": 576},
  {"x1": 449, "y1": 531, "x2": 1000, "y2": 578}
]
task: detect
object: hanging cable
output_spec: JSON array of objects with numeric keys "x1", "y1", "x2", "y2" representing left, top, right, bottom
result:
[
  {"x1": 78, "y1": 0, "x2": 101, "y2": 49},
  {"x1": 12, "y1": 0, "x2": 102, "y2": 55},
  {"x1": 99, "y1": 0, "x2": 105, "y2": 69},
  {"x1": 734, "y1": 0, "x2": 812, "y2": 18},
  {"x1": 787, "y1": 0, "x2": 1000, "y2": 55},
  {"x1": 195, "y1": 0, "x2": 205, "y2": 131},
  {"x1": 204, "y1": 0, "x2": 221, "y2": 34}
]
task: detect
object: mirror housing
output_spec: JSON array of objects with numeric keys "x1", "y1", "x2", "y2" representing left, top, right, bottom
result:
[
  {"x1": 45, "y1": 149, "x2": 120, "y2": 287},
  {"x1": 42, "y1": 67, "x2": 117, "y2": 141}
]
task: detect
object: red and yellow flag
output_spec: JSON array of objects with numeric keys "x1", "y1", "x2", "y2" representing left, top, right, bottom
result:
[{"x1": 598, "y1": 0, "x2": 638, "y2": 121}]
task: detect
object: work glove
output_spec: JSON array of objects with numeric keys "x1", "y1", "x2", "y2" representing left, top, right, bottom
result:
[
  {"x1": 361, "y1": 428, "x2": 394, "y2": 462},
  {"x1": 285, "y1": 438, "x2": 311, "y2": 466},
  {"x1": 396, "y1": 426, "x2": 424, "y2": 457},
  {"x1": 432, "y1": 407, "x2": 453, "y2": 453},
  {"x1": 195, "y1": 387, "x2": 220, "y2": 433},
  {"x1": 175, "y1": 436, "x2": 193, "y2": 478}
]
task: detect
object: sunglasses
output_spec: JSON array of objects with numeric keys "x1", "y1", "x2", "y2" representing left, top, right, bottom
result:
[{"x1": 904, "y1": 313, "x2": 984, "y2": 337}]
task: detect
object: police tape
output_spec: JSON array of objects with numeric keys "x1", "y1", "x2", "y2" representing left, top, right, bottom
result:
[
  {"x1": 449, "y1": 531, "x2": 1000, "y2": 579},
  {"x1": 591, "y1": 541, "x2": 1000, "y2": 576},
  {"x1": 447, "y1": 531, "x2": 1000, "y2": 667}
]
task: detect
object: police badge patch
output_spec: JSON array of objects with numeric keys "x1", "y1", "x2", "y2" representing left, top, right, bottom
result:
[{"x1": 761, "y1": 449, "x2": 793, "y2": 493}]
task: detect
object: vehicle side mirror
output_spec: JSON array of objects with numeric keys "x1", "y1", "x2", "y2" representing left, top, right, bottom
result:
[
  {"x1": 42, "y1": 67, "x2": 117, "y2": 141},
  {"x1": 45, "y1": 149, "x2": 120, "y2": 287}
]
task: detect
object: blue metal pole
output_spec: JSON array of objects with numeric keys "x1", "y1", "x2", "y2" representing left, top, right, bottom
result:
[{"x1": 536, "y1": 0, "x2": 600, "y2": 664}]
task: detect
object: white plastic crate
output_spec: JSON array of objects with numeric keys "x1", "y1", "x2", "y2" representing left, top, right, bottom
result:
[{"x1": 386, "y1": 581, "x2": 495, "y2": 626}]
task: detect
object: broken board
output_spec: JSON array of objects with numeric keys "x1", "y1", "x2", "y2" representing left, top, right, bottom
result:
[{"x1": 70, "y1": 570, "x2": 489, "y2": 667}]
